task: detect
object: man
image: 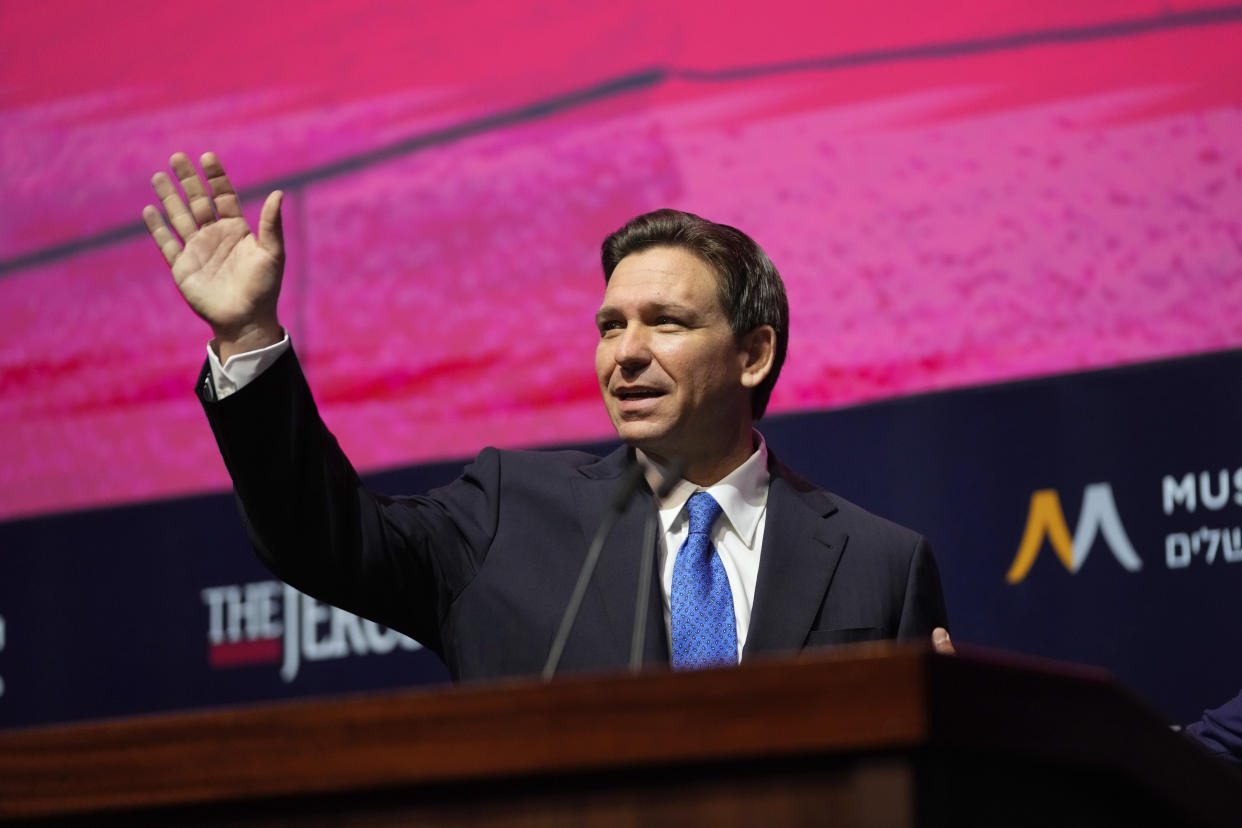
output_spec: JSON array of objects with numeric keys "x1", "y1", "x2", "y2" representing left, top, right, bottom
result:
[{"x1": 143, "y1": 152, "x2": 952, "y2": 681}]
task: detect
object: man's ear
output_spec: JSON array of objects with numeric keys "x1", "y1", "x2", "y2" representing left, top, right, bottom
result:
[{"x1": 738, "y1": 325, "x2": 776, "y2": 390}]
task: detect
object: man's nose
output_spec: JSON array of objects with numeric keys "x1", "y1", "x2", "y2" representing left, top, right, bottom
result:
[{"x1": 614, "y1": 324, "x2": 651, "y2": 370}]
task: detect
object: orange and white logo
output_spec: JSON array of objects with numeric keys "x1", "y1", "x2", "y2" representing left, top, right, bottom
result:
[{"x1": 1007, "y1": 484, "x2": 1142, "y2": 583}]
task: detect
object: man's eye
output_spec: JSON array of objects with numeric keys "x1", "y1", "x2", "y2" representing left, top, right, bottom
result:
[
  {"x1": 655, "y1": 317, "x2": 682, "y2": 327},
  {"x1": 598, "y1": 320, "x2": 623, "y2": 336}
]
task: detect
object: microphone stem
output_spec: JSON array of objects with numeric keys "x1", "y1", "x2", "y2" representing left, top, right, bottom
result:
[
  {"x1": 542, "y1": 509, "x2": 620, "y2": 680},
  {"x1": 629, "y1": 508, "x2": 659, "y2": 672}
]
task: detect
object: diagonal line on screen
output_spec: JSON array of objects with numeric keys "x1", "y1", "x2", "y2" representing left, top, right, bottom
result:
[{"x1": 3, "y1": 2, "x2": 1240, "y2": 277}]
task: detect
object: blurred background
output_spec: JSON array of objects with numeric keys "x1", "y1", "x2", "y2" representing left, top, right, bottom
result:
[{"x1": 2, "y1": 0, "x2": 1241, "y2": 727}]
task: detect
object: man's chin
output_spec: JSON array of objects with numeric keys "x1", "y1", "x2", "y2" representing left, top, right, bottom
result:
[{"x1": 614, "y1": 421, "x2": 672, "y2": 453}]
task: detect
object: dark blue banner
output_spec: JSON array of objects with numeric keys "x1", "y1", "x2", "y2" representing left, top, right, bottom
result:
[{"x1": 3, "y1": 349, "x2": 1240, "y2": 728}]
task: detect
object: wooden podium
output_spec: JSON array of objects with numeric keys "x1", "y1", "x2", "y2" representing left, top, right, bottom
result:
[{"x1": 2, "y1": 645, "x2": 1240, "y2": 826}]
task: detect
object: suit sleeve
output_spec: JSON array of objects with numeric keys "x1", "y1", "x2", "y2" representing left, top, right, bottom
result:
[
  {"x1": 198, "y1": 346, "x2": 496, "y2": 657},
  {"x1": 1185, "y1": 689, "x2": 1242, "y2": 764},
  {"x1": 896, "y1": 536, "x2": 950, "y2": 639}
]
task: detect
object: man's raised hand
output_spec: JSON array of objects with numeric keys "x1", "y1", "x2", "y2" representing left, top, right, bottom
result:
[{"x1": 143, "y1": 152, "x2": 285, "y2": 361}]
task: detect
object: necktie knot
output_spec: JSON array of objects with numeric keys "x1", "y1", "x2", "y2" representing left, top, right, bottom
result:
[{"x1": 685, "y1": 491, "x2": 722, "y2": 538}]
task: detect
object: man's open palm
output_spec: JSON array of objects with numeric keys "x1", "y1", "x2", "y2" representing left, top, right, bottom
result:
[{"x1": 143, "y1": 152, "x2": 285, "y2": 353}]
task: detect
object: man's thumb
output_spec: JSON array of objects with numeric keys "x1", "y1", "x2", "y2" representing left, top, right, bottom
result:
[{"x1": 258, "y1": 190, "x2": 285, "y2": 256}]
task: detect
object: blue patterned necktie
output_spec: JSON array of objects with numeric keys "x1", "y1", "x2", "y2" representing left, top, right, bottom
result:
[{"x1": 671, "y1": 491, "x2": 737, "y2": 669}]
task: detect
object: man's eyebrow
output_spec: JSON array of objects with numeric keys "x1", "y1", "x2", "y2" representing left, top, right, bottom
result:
[
  {"x1": 646, "y1": 301, "x2": 696, "y2": 315},
  {"x1": 595, "y1": 301, "x2": 697, "y2": 321}
]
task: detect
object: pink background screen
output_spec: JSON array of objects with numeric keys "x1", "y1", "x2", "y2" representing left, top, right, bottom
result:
[{"x1": 2, "y1": 1, "x2": 1241, "y2": 520}]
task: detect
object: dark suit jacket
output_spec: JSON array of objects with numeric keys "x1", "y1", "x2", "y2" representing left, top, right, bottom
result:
[
  {"x1": 1186, "y1": 690, "x2": 1242, "y2": 764},
  {"x1": 201, "y1": 348, "x2": 948, "y2": 681}
]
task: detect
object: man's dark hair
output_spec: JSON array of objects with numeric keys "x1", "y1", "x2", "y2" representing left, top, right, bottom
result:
[{"x1": 601, "y1": 208, "x2": 789, "y2": 420}]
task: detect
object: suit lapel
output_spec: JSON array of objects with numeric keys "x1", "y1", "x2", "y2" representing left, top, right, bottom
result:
[
  {"x1": 570, "y1": 447, "x2": 670, "y2": 668},
  {"x1": 743, "y1": 459, "x2": 845, "y2": 660}
]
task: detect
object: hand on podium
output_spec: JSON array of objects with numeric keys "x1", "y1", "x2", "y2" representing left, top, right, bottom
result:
[{"x1": 932, "y1": 627, "x2": 955, "y2": 655}]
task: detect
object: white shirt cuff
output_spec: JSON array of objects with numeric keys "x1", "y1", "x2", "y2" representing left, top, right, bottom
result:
[{"x1": 206, "y1": 333, "x2": 291, "y2": 399}]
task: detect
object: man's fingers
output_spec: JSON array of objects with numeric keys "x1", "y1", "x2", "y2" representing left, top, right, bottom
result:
[
  {"x1": 257, "y1": 190, "x2": 285, "y2": 258},
  {"x1": 151, "y1": 169, "x2": 197, "y2": 242},
  {"x1": 201, "y1": 152, "x2": 242, "y2": 220},
  {"x1": 932, "y1": 627, "x2": 955, "y2": 655},
  {"x1": 142, "y1": 204, "x2": 182, "y2": 266},
  {"x1": 170, "y1": 152, "x2": 217, "y2": 228}
]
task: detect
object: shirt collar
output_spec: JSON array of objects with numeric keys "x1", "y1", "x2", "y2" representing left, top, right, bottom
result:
[{"x1": 636, "y1": 432, "x2": 770, "y2": 546}]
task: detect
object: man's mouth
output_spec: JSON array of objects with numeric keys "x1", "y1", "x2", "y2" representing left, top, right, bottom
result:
[{"x1": 614, "y1": 387, "x2": 664, "y2": 400}]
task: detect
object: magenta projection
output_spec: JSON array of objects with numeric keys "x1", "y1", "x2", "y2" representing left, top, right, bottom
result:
[{"x1": 2, "y1": 1, "x2": 1241, "y2": 520}]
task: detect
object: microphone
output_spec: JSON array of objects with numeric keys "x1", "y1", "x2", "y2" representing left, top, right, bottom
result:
[
  {"x1": 629, "y1": 457, "x2": 685, "y2": 671},
  {"x1": 542, "y1": 460, "x2": 647, "y2": 680}
]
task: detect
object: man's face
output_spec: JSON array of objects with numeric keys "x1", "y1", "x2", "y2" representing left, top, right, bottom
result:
[{"x1": 595, "y1": 246, "x2": 755, "y2": 468}]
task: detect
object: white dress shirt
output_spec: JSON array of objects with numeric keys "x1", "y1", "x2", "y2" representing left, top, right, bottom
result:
[
  {"x1": 208, "y1": 335, "x2": 772, "y2": 661},
  {"x1": 206, "y1": 334, "x2": 292, "y2": 398}
]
